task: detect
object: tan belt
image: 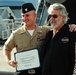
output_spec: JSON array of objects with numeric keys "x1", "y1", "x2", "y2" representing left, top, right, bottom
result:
[{"x1": 28, "y1": 69, "x2": 35, "y2": 74}]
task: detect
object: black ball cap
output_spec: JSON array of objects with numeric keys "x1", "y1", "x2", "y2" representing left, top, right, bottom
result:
[{"x1": 21, "y1": 3, "x2": 36, "y2": 13}]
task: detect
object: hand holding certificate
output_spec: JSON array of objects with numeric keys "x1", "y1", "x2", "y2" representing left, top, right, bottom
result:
[{"x1": 14, "y1": 48, "x2": 40, "y2": 72}]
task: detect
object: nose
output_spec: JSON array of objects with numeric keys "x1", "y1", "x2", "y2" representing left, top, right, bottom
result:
[{"x1": 49, "y1": 16, "x2": 54, "y2": 21}]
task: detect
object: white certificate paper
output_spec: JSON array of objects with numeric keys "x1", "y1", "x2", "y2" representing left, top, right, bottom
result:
[{"x1": 14, "y1": 49, "x2": 40, "y2": 72}]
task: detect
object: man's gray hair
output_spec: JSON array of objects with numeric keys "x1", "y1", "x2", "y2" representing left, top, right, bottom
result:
[{"x1": 48, "y1": 3, "x2": 69, "y2": 24}]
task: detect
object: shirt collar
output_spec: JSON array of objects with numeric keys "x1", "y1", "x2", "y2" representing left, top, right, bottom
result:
[{"x1": 20, "y1": 25, "x2": 43, "y2": 34}]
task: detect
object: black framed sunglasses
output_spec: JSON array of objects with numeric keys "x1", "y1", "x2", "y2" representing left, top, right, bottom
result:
[{"x1": 48, "y1": 14, "x2": 59, "y2": 18}]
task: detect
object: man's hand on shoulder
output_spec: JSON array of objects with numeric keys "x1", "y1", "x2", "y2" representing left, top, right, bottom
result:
[{"x1": 69, "y1": 24, "x2": 76, "y2": 32}]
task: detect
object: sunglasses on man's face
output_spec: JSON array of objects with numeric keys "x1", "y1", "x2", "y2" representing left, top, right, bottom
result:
[{"x1": 49, "y1": 14, "x2": 60, "y2": 18}]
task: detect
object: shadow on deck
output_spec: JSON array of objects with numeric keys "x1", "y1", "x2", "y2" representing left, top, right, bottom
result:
[{"x1": 0, "y1": 71, "x2": 19, "y2": 75}]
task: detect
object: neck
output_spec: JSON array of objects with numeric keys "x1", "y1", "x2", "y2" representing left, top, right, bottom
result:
[
  {"x1": 27, "y1": 25, "x2": 36, "y2": 30},
  {"x1": 53, "y1": 24, "x2": 64, "y2": 37},
  {"x1": 53, "y1": 24, "x2": 64, "y2": 33},
  {"x1": 25, "y1": 23, "x2": 36, "y2": 30}
]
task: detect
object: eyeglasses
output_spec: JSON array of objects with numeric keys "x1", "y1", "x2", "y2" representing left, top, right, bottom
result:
[{"x1": 48, "y1": 14, "x2": 60, "y2": 18}]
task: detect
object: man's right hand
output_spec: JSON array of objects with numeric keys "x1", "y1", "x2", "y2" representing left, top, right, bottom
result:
[{"x1": 7, "y1": 60, "x2": 18, "y2": 68}]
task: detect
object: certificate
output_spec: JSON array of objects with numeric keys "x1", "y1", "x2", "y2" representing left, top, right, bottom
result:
[{"x1": 14, "y1": 48, "x2": 40, "y2": 72}]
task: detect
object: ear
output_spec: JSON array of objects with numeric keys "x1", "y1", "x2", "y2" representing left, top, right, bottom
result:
[
  {"x1": 34, "y1": 13, "x2": 37, "y2": 18},
  {"x1": 62, "y1": 16, "x2": 66, "y2": 20}
]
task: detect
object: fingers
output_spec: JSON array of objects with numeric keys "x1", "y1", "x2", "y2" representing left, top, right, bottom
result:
[
  {"x1": 69, "y1": 25, "x2": 73, "y2": 32},
  {"x1": 69, "y1": 24, "x2": 76, "y2": 32},
  {"x1": 7, "y1": 60, "x2": 18, "y2": 68},
  {"x1": 74, "y1": 27, "x2": 76, "y2": 32}
]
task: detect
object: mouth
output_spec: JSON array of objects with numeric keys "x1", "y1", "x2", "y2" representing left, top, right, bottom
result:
[
  {"x1": 51, "y1": 21, "x2": 56, "y2": 25},
  {"x1": 24, "y1": 20, "x2": 29, "y2": 23}
]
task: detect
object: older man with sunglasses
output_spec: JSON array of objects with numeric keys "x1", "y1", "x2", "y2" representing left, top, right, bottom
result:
[{"x1": 41, "y1": 3, "x2": 76, "y2": 75}]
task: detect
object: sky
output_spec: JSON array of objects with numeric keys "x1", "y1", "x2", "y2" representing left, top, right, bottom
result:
[{"x1": 0, "y1": 0, "x2": 39, "y2": 9}]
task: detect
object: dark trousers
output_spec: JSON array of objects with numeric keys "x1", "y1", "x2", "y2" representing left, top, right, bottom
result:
[{"x1": 18, "y1": 68, "x2": 41, "y2": 75}]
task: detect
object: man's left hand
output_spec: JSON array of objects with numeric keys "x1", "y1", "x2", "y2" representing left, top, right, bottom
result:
[{"x1": 69, "y1": 24, "x2": 76, "y2": 32}]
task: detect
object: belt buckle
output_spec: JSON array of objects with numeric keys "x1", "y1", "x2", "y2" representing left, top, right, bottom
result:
[{"x1": 28, "y1": 69, "x2": 35, "y2": 74}]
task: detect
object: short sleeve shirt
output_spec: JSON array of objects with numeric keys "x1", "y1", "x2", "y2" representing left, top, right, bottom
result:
[{"x1": 4, "y1": 25, "x2": 51, "y2": 52}]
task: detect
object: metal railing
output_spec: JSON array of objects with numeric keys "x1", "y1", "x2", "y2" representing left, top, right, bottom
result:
[{"x1": 2, "y1": 19, "x2": 22, "y2": 40}]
